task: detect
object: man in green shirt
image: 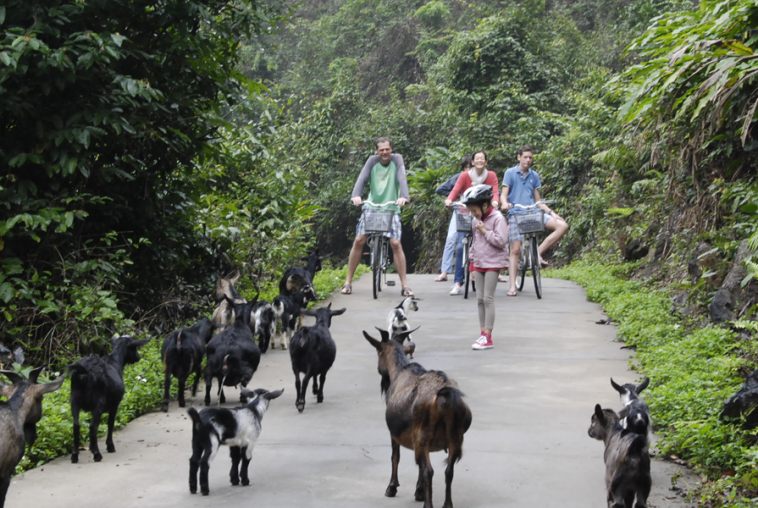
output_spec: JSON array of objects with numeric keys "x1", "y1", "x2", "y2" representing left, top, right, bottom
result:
[{"x1": 341, "y1": 137, "x2": 413, "y2": 296}]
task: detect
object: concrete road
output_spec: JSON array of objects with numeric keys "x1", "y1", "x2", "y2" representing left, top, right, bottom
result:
[{"x1": 7, "y1": 274, "x2": 696, "y2": 507}]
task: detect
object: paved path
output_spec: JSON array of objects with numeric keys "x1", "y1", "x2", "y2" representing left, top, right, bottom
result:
[{"x1": 7, "y1": 274, "x2": 695, "y2": 507}]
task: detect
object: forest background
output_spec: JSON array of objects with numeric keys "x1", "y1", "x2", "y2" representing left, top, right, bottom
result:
[{"x1": 1, "y1": 0, "x2": 756, "y2": 504}]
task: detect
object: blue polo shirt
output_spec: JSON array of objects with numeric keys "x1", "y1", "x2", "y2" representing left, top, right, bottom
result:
[{"x1": 502, "y1": 165, "x2": 541, "y2": 213}]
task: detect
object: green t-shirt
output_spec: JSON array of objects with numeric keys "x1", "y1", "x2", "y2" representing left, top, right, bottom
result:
[{"x1": 368, "y1": 160, "x2": 400, "y2": 213}]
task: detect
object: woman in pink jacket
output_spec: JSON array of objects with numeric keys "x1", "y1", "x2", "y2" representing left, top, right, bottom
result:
[{"x1": 461, "y1": 184, "x2": 508, "y2": 350}]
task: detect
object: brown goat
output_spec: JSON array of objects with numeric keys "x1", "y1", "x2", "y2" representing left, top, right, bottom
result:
[{"x1": 363, "y1": 328, "x2": 472, "y2": 508}]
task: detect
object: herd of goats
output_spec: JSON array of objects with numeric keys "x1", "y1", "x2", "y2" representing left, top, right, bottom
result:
[{"x1": 0, "y1": 250, "x2": 655, "y2": 508}]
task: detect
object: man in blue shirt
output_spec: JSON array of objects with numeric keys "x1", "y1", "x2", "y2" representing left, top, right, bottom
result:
[{"x1": 499, "y1": 145, "x2": 568, "y2": 296}]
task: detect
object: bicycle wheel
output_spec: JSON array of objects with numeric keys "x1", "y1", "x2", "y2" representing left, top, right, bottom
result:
[
  {"x1": 463, "y1": 237, "x2": 471, "y2": 299},
  {"x1": 371, "y1": 236, "x2": 381, "y2": 299},
  {"x1": 518, "y1": 238, "x2": 528, "y2": 292},
  {"x1": 378, "y1": 238, "x2": 387, "y2": 293},
  {"x1": 531, "y1": 236, "x2": 542, "y2": 299}
]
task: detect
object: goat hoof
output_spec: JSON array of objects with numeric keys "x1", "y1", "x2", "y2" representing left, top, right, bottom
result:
[
  {"x1": 190, "y1": 486, "x2": 197, "y2": 494},
  {"x1": 201, "y1": 490, "x2": 209, "y2": 496},
  {"x1": 241, "y1": 478, "x2": 250, "y2": 486},
  {"x1": 161, "y1": 404, "x2": 169, "y2": 412},
  {"x1": 296, "y1": 401, "x2": 305, "y2": 413},
  {"x1": 179, "y1": 400, "x2": 185, "y2": 408},
  {"x1": 93, "y1": 452, "x2": 103, "y2": 462},
  {"x1": 414, "y1": 489, "x2": 425, "y2": 501},
  {"x1": 230, "y1": 478, "x2": 239, "y2": 486},
  {"x1": 71, "y1": 454, "x2": 78, "y2": 464},
  {"x1": 317, "y1": 395, "x2": 324, "y2": 403},
  {"x1": 385, "y1": 486, "x2": 397, "y2": 497}
]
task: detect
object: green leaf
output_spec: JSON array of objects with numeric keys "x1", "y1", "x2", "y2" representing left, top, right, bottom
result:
[{"x1": 0, "y1": 6, "x2": 6, "y2": 25}]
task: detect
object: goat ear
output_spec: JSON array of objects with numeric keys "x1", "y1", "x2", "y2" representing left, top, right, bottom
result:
[
  {"x1": 264, "y1": 388, "x2": 284, "y2": 400},
  {"x1": 373, "y1": 327, "x2": 390, "y2": 342},
  {"x1": 594, "y1": 403, "x2": 604, "y2": 422},
  {"x1": 392, "y1": 326, "x2": 419, "y2": 343},
  {"x1": 363, "y1": 331, "x2": 382, "y2": 350},
  {"x1": 637, "y1": 377, "x2": 650, "y2": 393},
  {"x1": 41, "y1": 373, "x2": 66, "y2": 394},
  {"x1": 130, "y1": 338, "x2": 151, "y2": 348},
  {"x1": 330, "y1": 307, "x2": 346, "y2": 316},
  {"x1": 0, "y1": 370, "x2": 25, "y2": 385},
  {"x1": 29, "y1": 366, "x2": 44, "y2": 383},
  {"x1": 610, "y1": 378, "x2": 624, "y2": 394}
]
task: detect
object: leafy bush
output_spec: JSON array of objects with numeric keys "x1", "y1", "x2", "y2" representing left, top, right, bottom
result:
[{"x1": 552, "y1": 260, "x2": 758, "y2": 504}]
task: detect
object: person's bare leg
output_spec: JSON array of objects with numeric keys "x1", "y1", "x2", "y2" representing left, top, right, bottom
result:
[
  {"x1": 508, "y1": 240, "x2": 521, "y2": 295},
  {"x1": 390, "y1": 239, "x2": 408, "y2": 289},
  {"x1": 345, "y1": 235, "x2": 367, "y2": 285},
  {"x1": 538, "y1": 218, "x2": 569, "y2": 257}
]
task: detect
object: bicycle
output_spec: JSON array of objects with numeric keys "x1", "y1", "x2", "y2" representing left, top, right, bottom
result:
[
  {"x1": 361, "y1": 200, "x2": 397, "y2": 299},
  {"x1": 451, "y1": 202, "x2": 474, "y2": 299},
  {"x1": 510, "y1": 202, "x2": 548, "y2": 299}
]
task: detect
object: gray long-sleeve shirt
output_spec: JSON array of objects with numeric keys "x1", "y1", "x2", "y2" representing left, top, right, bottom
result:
[{"x1": 351, "y1": 153, "x2": 410, "y2": 200}]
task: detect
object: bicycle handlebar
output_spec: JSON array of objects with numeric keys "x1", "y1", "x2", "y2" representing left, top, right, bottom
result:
[{"x1": 361, "y1": 200, "x2": 397, "y2": 207}]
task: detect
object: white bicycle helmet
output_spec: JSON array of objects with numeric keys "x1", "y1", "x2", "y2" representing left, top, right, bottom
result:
[{"x1": 461, "y1": 184, "x2": 492, "y2": 205}]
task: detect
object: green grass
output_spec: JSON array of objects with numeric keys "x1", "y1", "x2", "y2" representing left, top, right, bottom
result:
[{"x1": 551, "y1": 261, "x2": 758, "y2": 506}]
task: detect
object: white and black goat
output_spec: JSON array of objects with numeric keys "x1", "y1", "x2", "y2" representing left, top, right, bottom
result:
[
  {"x1": 69, "y1": 335, "x2": 150, "y2": 463},
  {"x1": 187, "y1": 387, "x2": 284, "y2": 495},
  {"x1": 252, "y1": 301, "x2": 276, "y2": 354},
  {"x1": 161, "y1": 318, "x2": 213, "y2": 411},
  {"x1": 272, "y1": 286, "x2": 316, "y2": 351},
  {"x1": 289, "y1": 304, "x2": 345, "y2": 413},
  {"x1": 0, "y1": 369, "x2": 65, "y2": 508},
  {"x1": 386, "y1": 296, "x2": 420, "y2": 358},
  {"x1": 204, "y1": 298, "x2": 261, "y2": 406},
  {"x1": 611, "y1": 377, "x2": 652, "y2": 437},
  {"x1": 588, "y1": 404, "x2": 651, "y2": 508}
]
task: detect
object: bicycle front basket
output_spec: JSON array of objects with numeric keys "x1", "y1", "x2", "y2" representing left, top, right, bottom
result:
[
  {"x1": 363, "y1": 208, "x2": 394, "y2": 233},
  {"x1": 455, "y1": 210, "x2": 473, "y2": 232},
  {"x1": 515, "y1": 210, "x2": 544, "y2": 234}
]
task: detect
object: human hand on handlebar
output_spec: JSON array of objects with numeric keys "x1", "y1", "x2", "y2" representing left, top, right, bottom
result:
[
  {"x1": 396, "y1": 197, "x2": 408, "y2": 207},
  {"x1": 351, "y1": 196, "x2": 363, "y2": 206},
  {"x1": 444, "y1": 198, "x2": 452, "y2": 207}
]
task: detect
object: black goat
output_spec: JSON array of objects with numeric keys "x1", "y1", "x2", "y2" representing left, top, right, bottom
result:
[
  {"x1": 289, "y1": 304, "x2": 346, "y2": 412},
  {"x1": 69, "y1": 335, "x2": 150, "y2": 463},
  {"x1": 588, "y1": 404, "x2": 651, "y2": 508},
  {"x1": 252, "y1": 301, "x2": 276, "y2": 354},
  {"x1": 188, "y1": 387, "x2": 284, "y2": 495},
  {"x1": 161, "y1": 318, "x2": 213, "y2": 411},
  {"x1": 278, "y1": 249, "x2": 322, "y2": 297},
  {"x1": 272, "y1": 287, "x2": 315, "y2": 351},
  {"x1": 611, "y1": 377, "x2": 652, "y2": 437},
  {"x1": 0, "y1": 369, "x2": 65, "y2": 508},
  {"x1": 204, "y1": 298, "x2": 260, "y2": 406},
  {"x1": 363, "y1": 328, "x2": 472, "y2": 508}
]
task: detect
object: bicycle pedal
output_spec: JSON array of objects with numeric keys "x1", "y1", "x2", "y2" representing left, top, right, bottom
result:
[{"x1": 385, "y1": 280, "x2": 396, "y2": 286}]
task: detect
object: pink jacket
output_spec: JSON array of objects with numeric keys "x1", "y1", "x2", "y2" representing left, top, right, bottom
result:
[{"x1": 470, "y1": 209, "x2": 508, "y2": 269}]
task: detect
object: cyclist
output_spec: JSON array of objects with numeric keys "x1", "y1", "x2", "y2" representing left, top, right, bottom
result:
[
  {"x1": 500, "y1": 145, "x2": 568, "y2": 297},
  {"x1": 341, "y1": 137, "x2": 413, "y2": 297},
  {"x1": 434, "y1": 155, "x2": 468, "y2": 283},
  {"x1": 444, "y1": 150, "x2": 499, "y2": 295},
  {"x1": 462, "y1": 184, "x2": 508, "y2": 351}
]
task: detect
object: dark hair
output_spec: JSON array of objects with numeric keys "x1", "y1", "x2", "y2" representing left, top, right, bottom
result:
[
  {"x1": 517, "y1": 145, "x2": 534, "y2": 156},
  {"x1": 472, "y1": 150, "x2": 488, "y2": 162},
  {"x1": 459, "y1": 154, "x2": 472, "y2": 171},
  {"x1": 375, "y1": 137, "x2": 392, "y2": 149}
]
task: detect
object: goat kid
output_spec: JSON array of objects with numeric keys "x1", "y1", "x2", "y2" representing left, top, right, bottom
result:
[
  {"x1": 289, "y1": 304, "x2": 346, "y2": 412},
  {"x1": 161, "y1": 318, "x2": 213, "y2": 411},
  {"x1": 205, "y1": 298, "x2": 261, "y2": 406},
  {"x1": 272, "y1": 285, "x2": 316, "y2": 350},
  {"x1": 188, "y1": 387, "x2": 284, "y2": 495},
  {"x1": 611, "y1": 378, "x2": 652, "y2": 437},
  {"x1": 0, "y1": 369, "x2": 65, "y2": 508},
  {"x1": 387, "y1": 297, "x2": 420, "y2": 358},
  {"x1": 69, "y1": 335, "x2": 150, "y2": 463},
  {"x1": 363, "y1": 328, "x2": 472, "y2": 508},
  {"x1": 588, "y1": 404, "x2": 651, "y2": 508}
]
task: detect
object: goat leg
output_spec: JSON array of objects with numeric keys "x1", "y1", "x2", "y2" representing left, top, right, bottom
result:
[
  {"x1": 443, "y1": 457, "x2": 455, "y2": 508},
  {"x1": 297, "y1": 372, "x2": 311, "y2": 413},
  {"x1": 162, "y1": 368, "x2": 172, "y2": 412},
  {"x1": 204, "y1": 371, "x2": 213, "y2": 406},
  {"x1": 317, "y1": 372, "x2": 327, "y2": 403},
  {"x1": 189, "y1": 453, "x2": 201, "y2": 493},
  {"x1": 89, "y1": 411, "x2": 103, "y2": 461},
  {"x1": 0, "y1": 474, "x2": 10, "y2": 508},
  {"x1": 105, "y1": 410, "x2": 117, "y2": 453},
  {"x1": 71, "y1": 406, "x2": 81, "y2": 463},
  {"x1": 229, "y1": 446, "x2": 241, "y2": 486},
  {"x1": 191, "y1": 365, "x2": 202, "y2": 397},
  {"x1": 240, "y1": 446, "x2": 251, "y2": 486},
  {"x1": 200, "y1": 455, "x2": 211, "y2": 496},
  {"x1": 385, "y1": 440, "x2": 400, "y2": 497},
  {"x1": 416, "y1": 446, "x2": 434, "y2": 507},
  {"x1": 177, "y1": 374, "x2": 187, "y2": 408}
]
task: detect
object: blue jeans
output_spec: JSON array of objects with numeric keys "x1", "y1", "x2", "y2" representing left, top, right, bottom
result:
[
  {"x1": 453, "y1": 231, "x2": 466, "y2": 284},
  {"x1": 440, "y1": 215, "x2": 457, "y2": 274}
]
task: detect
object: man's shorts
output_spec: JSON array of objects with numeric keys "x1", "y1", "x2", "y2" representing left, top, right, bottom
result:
[
  {"x1": 356, "y1": 212, "x2": 402, "y2": 240},
  {"x1": 507, "y1": 212, "x2": 553, "y2": 244}
]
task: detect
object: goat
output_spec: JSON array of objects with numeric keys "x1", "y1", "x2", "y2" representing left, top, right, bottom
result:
[
  {"x1": 204, "y1": 298, "x2": 261, "y2": 406},
  {"x1": 588, "y1": 404, "x2": 651, "y2": 508},
  {"x1": 611, "y1": 378, "x2": 652, "y2": 437},
  {"x1": 387, "y1": 297, "x2": 420, "y2": 358},
  {"x1": 289, "y1": 304, "x2": 346, "y2": 412},
  {"x1": 161, "y1": 318, "x2": 213, "y2": 411},
  {"x1": 278, "y1": 249, "x2": 322, "y2": 296},
  {"x1": 69, "y1": 335, "x2": 150, "y2": 463},
  {"x1": 188, "y1": 387, "x2": 284, "y2": 495},
  {"x1": 0, "y1": 369, "x2": 65, "y2": 508},
  {"x1": 252, "y1": 301, "x2": 276, "y2": 354},
  {"x1": 363, "y1": 328, "x2": 472, "y2": 508},
  {"x1": 272, "y1": 285, "x2": 316, "y2": 351},
  {"x1": 211, "y1": 272, "x2": 244, "y2": 332}
]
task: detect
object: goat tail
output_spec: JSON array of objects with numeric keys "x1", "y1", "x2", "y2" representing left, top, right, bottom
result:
[
  {"x1": 187, "y1": 407, "x2": 202, "y2": 433},
  {"x1": 436, "y1": 386, "x2": 472, "y2": 465}
]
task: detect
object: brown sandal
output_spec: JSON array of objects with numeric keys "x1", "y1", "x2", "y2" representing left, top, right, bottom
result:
[{"x1": 401, "y1": 287, "x2": 414, "y2": 297}]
